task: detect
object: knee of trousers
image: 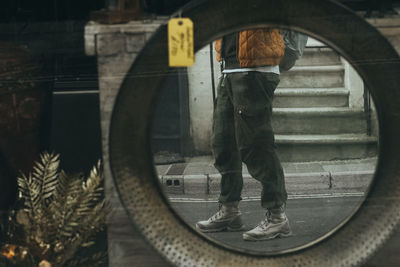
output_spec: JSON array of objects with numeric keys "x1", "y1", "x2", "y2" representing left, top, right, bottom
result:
[{"x1": 239, "y1": 142, "x2": 278, "y2": 165}]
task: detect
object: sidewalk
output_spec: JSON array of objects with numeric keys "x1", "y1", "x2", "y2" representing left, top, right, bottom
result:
[
  {"x1": 156, "y1": 156, "x2": 377, "y2": 198},
  {"x1": 171, "y1": 196, "x2": 364, "y2": 253}
]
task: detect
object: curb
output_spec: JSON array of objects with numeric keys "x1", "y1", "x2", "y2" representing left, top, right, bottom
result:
[{"x1": 159, "y1": 170, "x2": 375, "y2": 197}]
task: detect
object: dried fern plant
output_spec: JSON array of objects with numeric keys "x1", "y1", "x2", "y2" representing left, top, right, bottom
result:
[{"x1": 0, "y1": 152, "x2": 107, "y2": 267}]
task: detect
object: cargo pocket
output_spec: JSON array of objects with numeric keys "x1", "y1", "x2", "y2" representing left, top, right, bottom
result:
[{"x1": 235, "y1": 102, "x2": 273, "y2": 149}]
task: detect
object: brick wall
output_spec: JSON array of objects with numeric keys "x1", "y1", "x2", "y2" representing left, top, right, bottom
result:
[{"x1": 85, "y1": 19, "x2": 169, "y2": 266}]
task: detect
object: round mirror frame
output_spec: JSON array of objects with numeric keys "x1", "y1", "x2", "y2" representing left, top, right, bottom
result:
[{"x1": 109, "y1": 0, "x2": 400, "y2": 265}]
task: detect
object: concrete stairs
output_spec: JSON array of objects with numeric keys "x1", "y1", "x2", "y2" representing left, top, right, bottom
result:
[
  {"x1": 273, "y1": 88, "x2": 349, "y2": 108},
  {"x1": 273, "y1": 40, "x2": 377, "y2": 161},
  {"x1": 279, "y1": 65, "x2": 345, "y2": 88},
  {"x1": 272, "y1": 107, "x2": 366, "y2": 134}
]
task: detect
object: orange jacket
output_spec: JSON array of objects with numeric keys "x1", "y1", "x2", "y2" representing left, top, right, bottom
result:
[{"x1": 215, "y1": 29, "x2": 285, "y2": 67}]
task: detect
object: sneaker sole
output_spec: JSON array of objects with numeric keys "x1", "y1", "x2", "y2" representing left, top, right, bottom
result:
[
  {"x1": 196, "y1": 224, "x2": 246, "y2": 233},
  {"x1": 242, "y1": 231, "x2": 292, "y2": 241}
]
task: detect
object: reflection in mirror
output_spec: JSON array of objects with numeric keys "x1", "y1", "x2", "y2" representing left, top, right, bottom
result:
[{"x1": 152, "y1": 29, "x2": 378, "y2": 253}]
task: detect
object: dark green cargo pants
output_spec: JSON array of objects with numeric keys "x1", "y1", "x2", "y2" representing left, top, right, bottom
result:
[{"x1": 212, "y1": 71, "x2": 287, "y2": 209}]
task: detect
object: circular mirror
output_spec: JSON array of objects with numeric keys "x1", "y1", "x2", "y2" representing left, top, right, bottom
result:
[
  {"x1": 109, "y1": 0, "x2": 400, "y2": 265},
  {"x1": 152, "y1": 32, "x2": 379, "y2": 254}
]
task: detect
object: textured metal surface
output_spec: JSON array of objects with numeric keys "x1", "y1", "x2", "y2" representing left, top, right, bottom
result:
[{"x1": 109, "y1": 0, "x2": 400, "y2": 266}]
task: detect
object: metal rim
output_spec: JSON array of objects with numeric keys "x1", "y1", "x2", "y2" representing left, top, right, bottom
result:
[{"x1": 109, "y1": 0, "x2": 400, "y2": 265}]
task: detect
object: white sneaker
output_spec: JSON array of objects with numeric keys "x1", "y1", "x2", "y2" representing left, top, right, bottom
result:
[
  {"x1": 196, "y1": 201, "x2": 245, "y2": 233},
  {"x1": 243, "y1": 207, "x2": 291, "y2": 241}
]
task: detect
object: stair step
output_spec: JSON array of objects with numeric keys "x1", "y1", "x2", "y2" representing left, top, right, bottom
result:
[
  {"x1": 279, "y1": 65, "x2": 345, "y2": 88},
  {"x1": 306, "y1": 38, "x2": 326, "y2": 47},
  {"x1": 296, "y1": 47, "x2": 341, "y2": 66},
  {"x1": 276, "y1": 134, "x2": 377, "y2": 144},
  {"x1": 275, "y1": 134, "x2": 378, "y2": 162},
  {"x1": 283, "y1": 65, "x2": 344, "y2": 72},
  {"x1": 273, "y1": 88, "x2": 349, "y2": 108},
  {"x1": 272, "y1": 107, "x2": 366, "y2": 134}
]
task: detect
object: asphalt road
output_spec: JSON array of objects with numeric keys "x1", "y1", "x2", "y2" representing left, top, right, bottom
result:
[{"x1": 170, "y1": 196, "x2": 364, "y2": 254}]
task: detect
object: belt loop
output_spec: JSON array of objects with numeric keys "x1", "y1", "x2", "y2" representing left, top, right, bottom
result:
[
  {"x1": 220, "y1": 60, "x2": 225, "y2": 73},
  {"x1": 221, "y1": 74, "x2": 226, "y2": 87}
]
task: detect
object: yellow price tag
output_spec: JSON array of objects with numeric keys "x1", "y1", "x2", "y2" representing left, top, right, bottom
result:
[{"x1": 168, "y1": 18, "x2": 194, "y2": 67}]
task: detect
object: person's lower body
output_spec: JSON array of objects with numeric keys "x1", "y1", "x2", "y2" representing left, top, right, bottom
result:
[{"x1": 196, "y1": 71, "x2": 290, "y2": 240}]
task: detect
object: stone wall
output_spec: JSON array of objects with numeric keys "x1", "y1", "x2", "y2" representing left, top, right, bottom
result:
[{"x1": 85, "y1": 19, "x2": 168, "y2": 266}]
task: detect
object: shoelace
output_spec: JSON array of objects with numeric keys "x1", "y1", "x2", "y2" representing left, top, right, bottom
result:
[
  {"x1": 209, "y1": 209, "x2": 225, "y2": 222},
  {"x1": 209, "y1": 203, "x2": 225, "y2": 221},
  {"x1": 257, "y1": 218, "x2": 270, "y2": 230},
  {"x1": 256, "y1": 211, "x2": 272, "y2": 230}
]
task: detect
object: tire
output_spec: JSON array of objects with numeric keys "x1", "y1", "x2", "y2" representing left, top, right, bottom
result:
[{"x1": 109, "y1": 0, "x2": 400, "y2": 265}]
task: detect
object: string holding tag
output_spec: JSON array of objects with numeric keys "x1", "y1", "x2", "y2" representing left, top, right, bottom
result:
[{"x1": 168, "y1": 17, "x2": 194, "y2": 67}]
